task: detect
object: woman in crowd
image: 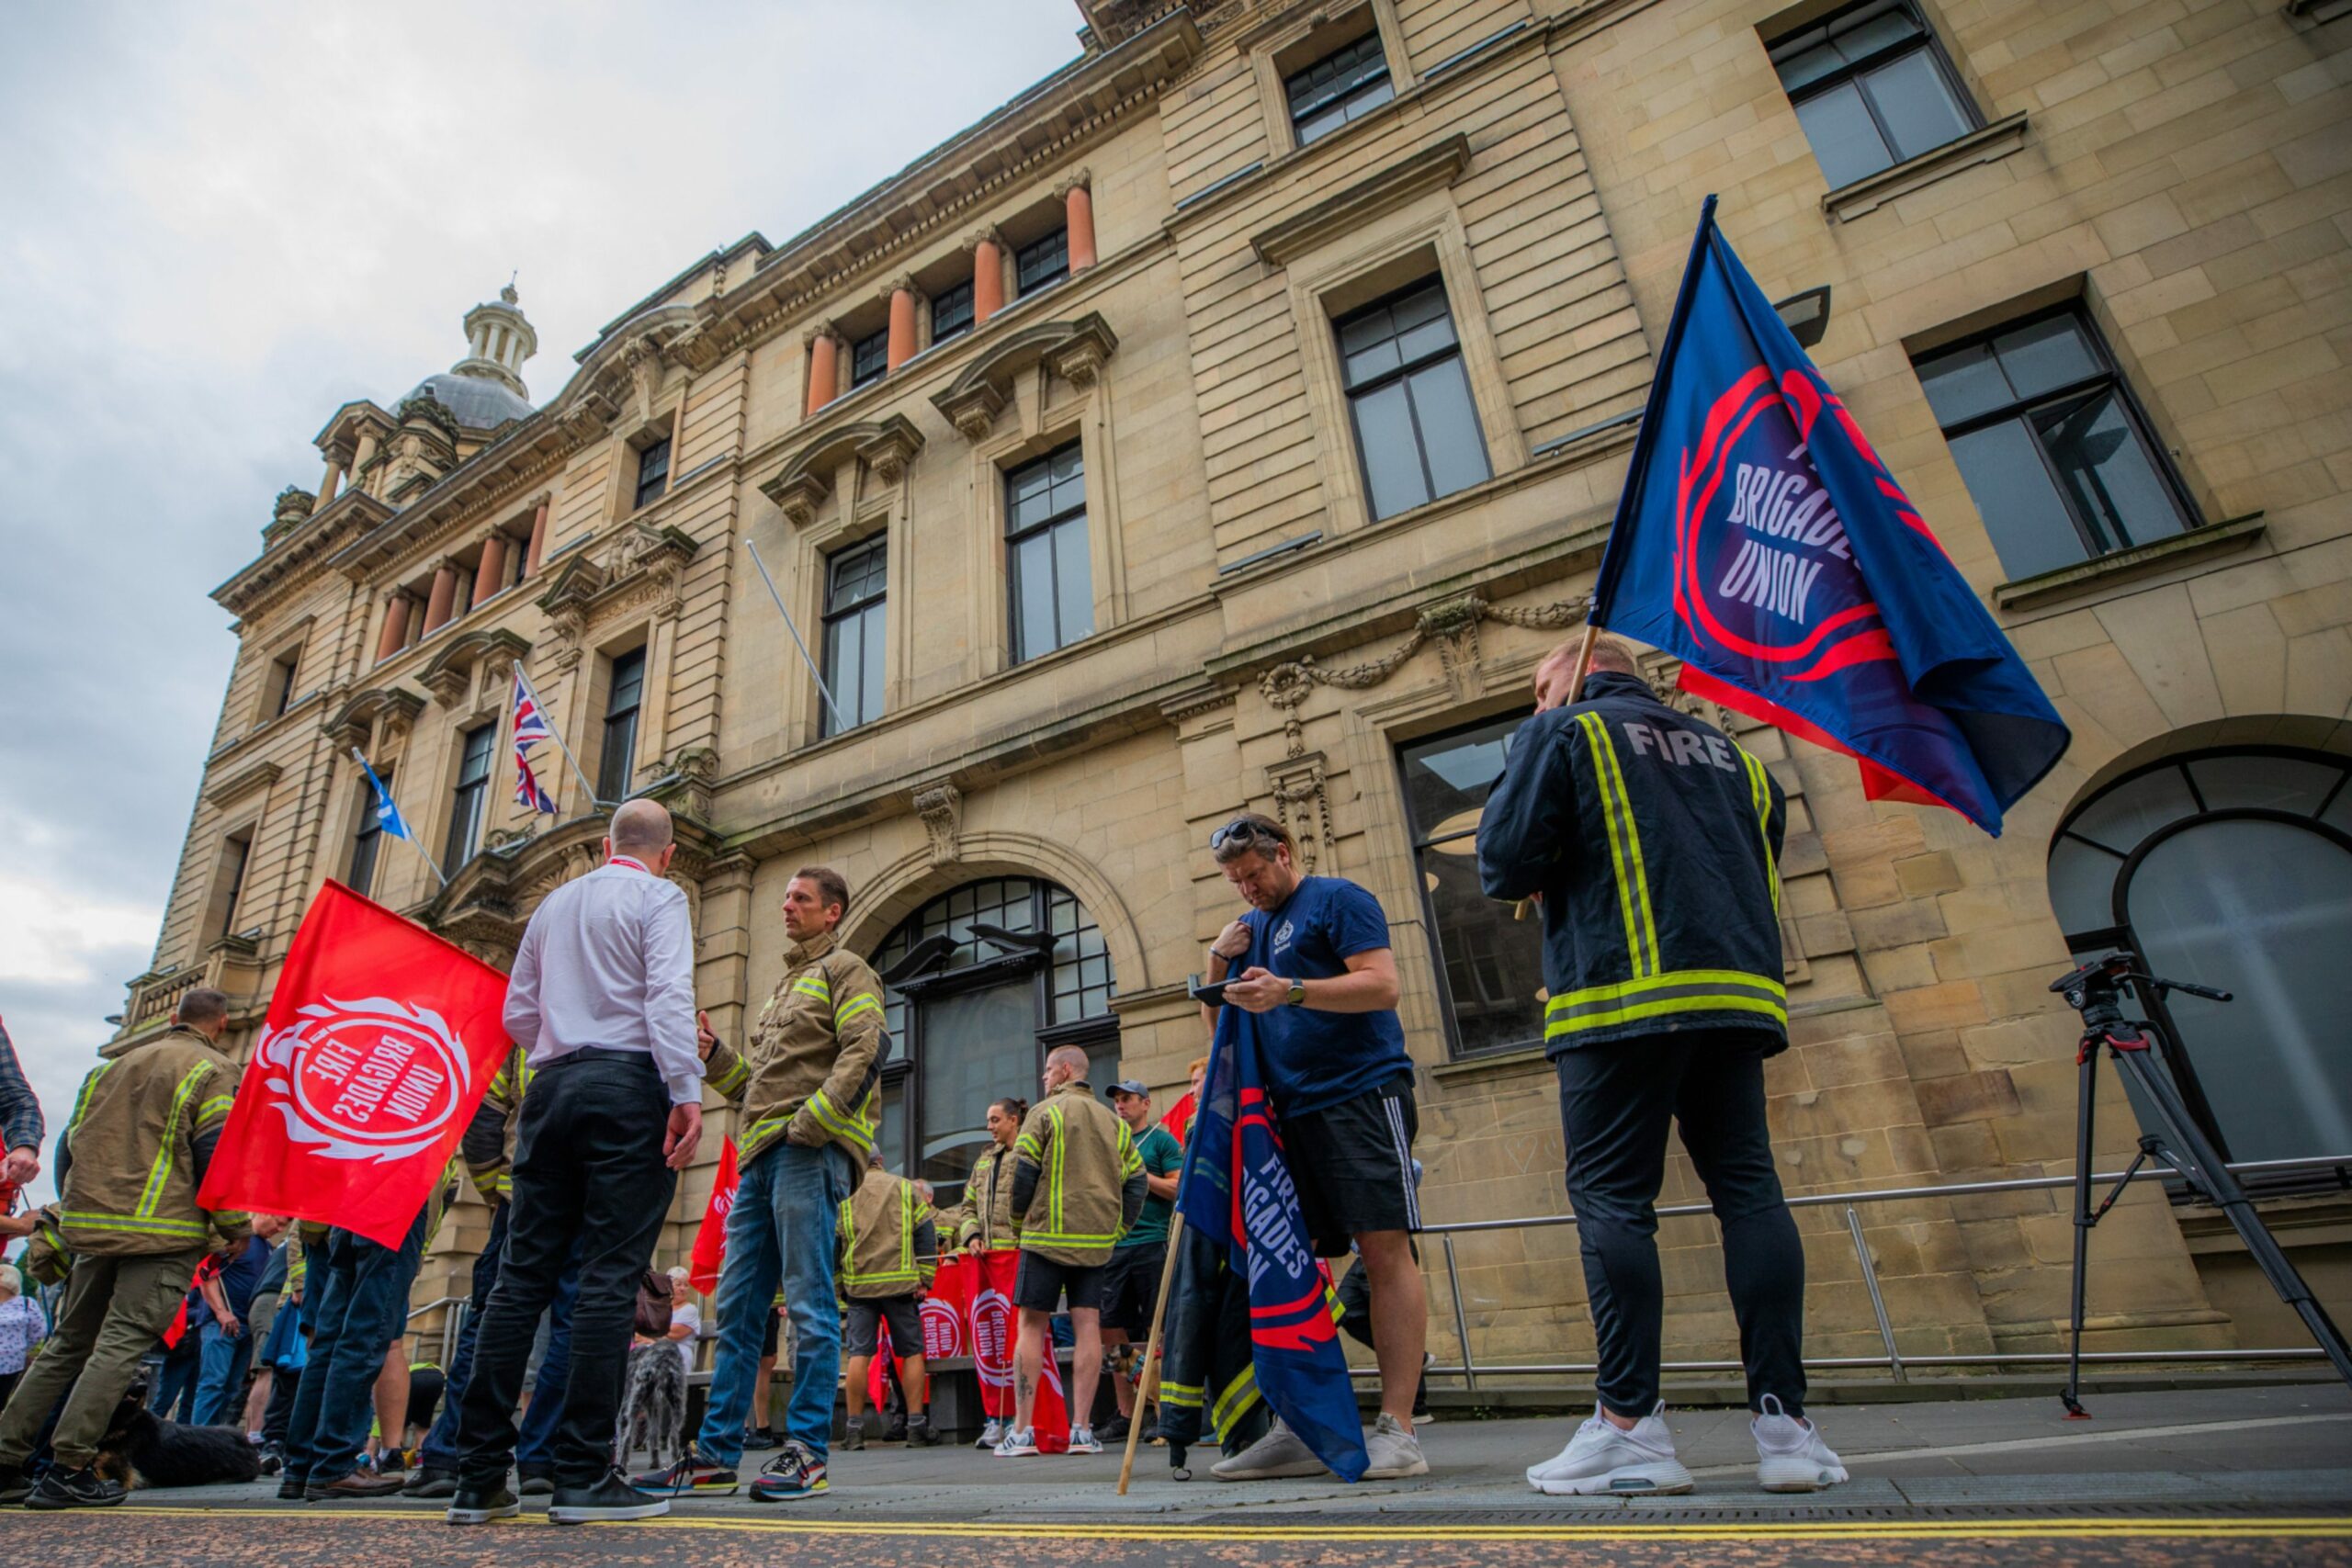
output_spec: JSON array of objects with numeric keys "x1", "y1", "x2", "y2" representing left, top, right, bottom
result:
[{"x1": 0, "y1": 1265, "x2": 44, "y2": 1416}]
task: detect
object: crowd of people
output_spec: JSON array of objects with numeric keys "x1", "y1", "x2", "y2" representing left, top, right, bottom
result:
[{"x1": 0, "y1": 631, "x2": 1851, "y2": 1517}]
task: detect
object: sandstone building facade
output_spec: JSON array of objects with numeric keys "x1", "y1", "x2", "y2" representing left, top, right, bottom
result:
[{"x1": 121, "y1": 0, "x2": 2350, "y2": 1386}]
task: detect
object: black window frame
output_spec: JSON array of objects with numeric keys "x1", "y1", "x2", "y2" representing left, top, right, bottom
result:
[
  {"x1": 850, "y1": 328, "x2": 889, "y2": 389},
  {"x1": 265, "y1": 645, "x2": 301, "y2": 718},
  {"x1": 1003, "y1": 442, "x2": 1093, "y2": 665},
  {"x1": 1015, "y1": 228, "x2": 1069, "y2": 295},
  {"x1": 931, "y1": 277, "x2": 976, "y2": 345},
  {"x1": 633, "y1": 435, "x2": 672, "y2": 511},
  {"x1": 1283, "y1": 28, "x2": 1396, "y2": 146},
  {"x1": 1915, "y1": 302, "x2": 2202, "y2": 575},
  {"x1": 597, "y1": 646, "x2": 647, "y2": 803},
  {"x1": 1334, "y1": 276, "x2": 1492, "y2": 521},
  {"x1": 348, "y1": 764, "x2": 392, "y2": 897},
  {"x1": 213, "y1": 832, "x2": 254, "y2": 943},
  {"x1": 444, "y1": 722, "x2": 495, "y2": 875},
  {"x1": 1768, "y1": 0, "x2": 1981, "y2": 187},
  {"x1": 820, "y1": 535, "x2": 888, "y2": 737}
]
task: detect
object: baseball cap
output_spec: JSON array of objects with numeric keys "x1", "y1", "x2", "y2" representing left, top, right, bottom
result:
[{"x1": 1105, "y1": 1079, "x2": 1150, "y2": 1100}]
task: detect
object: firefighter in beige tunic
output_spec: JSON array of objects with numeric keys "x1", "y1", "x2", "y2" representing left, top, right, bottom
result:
[{"x1": 834, "y1": 1156, "x2": 940, "y2": 1448}]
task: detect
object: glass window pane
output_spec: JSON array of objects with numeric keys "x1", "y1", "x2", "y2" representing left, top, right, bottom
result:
[
  {"x1": 860, "y1": 604, "x2": 888, "y2": 726},
  {"x1": 1425, "y1": 850, "x2": 1549, "y2": 1055},
  {"x1": 1795, "y1": 80, "x2": 1894, "y2": 187},
  {"x1": 1774, "y1": 40, "x2": 1845, "y2": 93},
  {"x1": 1833, "y1": 3, "x2": 1924, "y2": 63},
  {"x1": 1916, "y1": 343, "x2": 2015, "y2": 427},
  {"x1": 2046, "y1": 834, "x2": 2124, "y2": 935},
  {"x1": 1340, "y1": 308, "x2": 1401, "y2": 387},
  {"x1": 1053, "y1": 517, "x2": 1094, "y2": 648},
  {"x1": 1340, "y1": 74, "x2": 1395, "y2": 125},
  {"x1": 606, "y1": 649, "x2": 645, "y2": 716},
  {"x1": 2032, "y1": 388, "x2": 2189, "y2": 555},
  {"x1": 1351, "y1": 380, "x2": 1429, "y2": 520},
  {"x1": 1408, "y1": 358, "x2": 1491, "y2": 501},
  {"x1": 2067, "y1": 764, "x2": 2197, "y2": 855},
  {"x1": 824, "y1": 615, "x2": 863, "y2": 736},
  {"x1": 1401, "y1": 715, "x2": 1527, "y2": 839},
  {"x1": 1860, "y1": 49, "x2": 1972, "y2": 163},
  {"x1": 916, "y1": 982, "x2": 1040, "y2": 1196},
  {"x1": 1013, "y1": 534, "x2": 1057, "y2": 661},
  {"x1": 1296, "y1": 103, "x2": 1348, "y2": 144},
  {"x1": 1993, "y1": 315, "x2": 2102, "y2": 400},
  {"x1": 1947, "y1": 419, "x2": 2091, "y2": 580},
  {"x1": 2187, "y1": 756, "x2": 2346, "y2": 817},
  {"x1": 1394, "y1": 300, "x2": 1459, "y2": 365}
]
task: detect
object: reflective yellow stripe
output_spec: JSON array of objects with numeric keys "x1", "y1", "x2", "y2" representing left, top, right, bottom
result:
[
  {"x1": 804, "y1": 1089, "x2": 875, "y2": 1153},
  {"x1": 793, "y1": 975, "x2": 832, "y2": 1003},
  {"x1": 1577, "y1": 713, "x2": 1650, "y2": 976},
  {"x1": 1048, "y1": 1106, "x2": 1066, "y2": 1236},
  {"x1": 833, "y1": 993, "x2": 881, "y2": 1029},
  {"x1": 1580, "y1": 711, "x2": 1660, "y2": 975},
  {"x1": 1209, "y1": 1364, "x2": 1262, "y2": 1440},
  {"x1": 138, "y1": 1066, "x2": 210, "y2": 1219},
  {"x1": 1546, "y1": 992, "x2": 1788, "y2": 1036},
  {"x1": 1544, "y1": 967, "x2": 1788, "y2": 1039},
  {"x1": 1742, "y1": 749, "x2": 1780, "y2": 917},
  {"x1": 61, "y1": 1210, "x2": 207, "y2": 1238},
  {"x1": 197, "y1": 1093, "x2": 235, "y2": 1124}
]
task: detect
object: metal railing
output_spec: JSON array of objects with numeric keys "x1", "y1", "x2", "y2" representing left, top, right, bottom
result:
[
  {"x1": 406, "y1": 1294, "x2": 469, "y2": 1366},
  {"x1": 1406, "y1": 1152, "x2": 2350, "y2": 1390}
]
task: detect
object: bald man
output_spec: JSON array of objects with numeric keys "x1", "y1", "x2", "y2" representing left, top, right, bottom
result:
[{"x1": 447, "y1": 799, "x2": 707, "y2": 1527}]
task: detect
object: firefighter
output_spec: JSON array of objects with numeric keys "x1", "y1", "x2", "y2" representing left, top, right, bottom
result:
[
  {"x1": 1478, "y1": 633, "x2": 1846, "y2": 1497},
  {"x1": 835, "y1": 1152, "x2": 940, "y2": 1448}
]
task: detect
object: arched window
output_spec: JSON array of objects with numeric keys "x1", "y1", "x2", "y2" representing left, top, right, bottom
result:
[
  {"x1": 869, "y1": 877, "x2": 1117, "y2": 1201},
  {"x1": 2047, "y1": 747, "x2": 2352, "y2": 1174}
]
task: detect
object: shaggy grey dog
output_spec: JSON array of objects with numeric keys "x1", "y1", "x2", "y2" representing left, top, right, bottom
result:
[{"x1": 615, "y1": 1340, "x2": 688, "y2": 1473}]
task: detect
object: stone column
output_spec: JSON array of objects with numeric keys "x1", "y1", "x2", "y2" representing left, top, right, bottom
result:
[
  {"x1": 374, "y1": 595, "x2": 411, "y2": 664},
  {"x1": 1060, "y1": 172, "x2": 1097, "y2": 273},
  {"x1": 471, "y1": 535, "x2": 507, "y2": 609},
  {"x1": 353, "y1": 431, "x2": 380, "y2": 473},
  {"x1": 804, "y1": 327, "x2": 842, "y2": 418},
  {"x1": 885, "y1": 277, "x2": 920, "y2": 372},
  {"x1": 422, "y1": 562, "x2": 460, "y2": 635},
  {"x1": 524, "y1": 499, "x2": 550, "y2": 575},
  {"x1": 317, "y1": 457, "x2": 345, "y2": 508},
  {"x1": 971, "y1": 228, "x2": 1005, "y2": 327}
]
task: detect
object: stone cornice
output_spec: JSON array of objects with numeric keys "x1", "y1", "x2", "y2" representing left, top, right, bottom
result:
[
  {"x1": 1250, "y1": 135, "x2": 1472, "y2": 265},
  {"x1": 214, "y1": 490, "x2": 391, "y2": 617},
  {"x1": 201, "y1": 759, "x2": 282, "y2": 809}
]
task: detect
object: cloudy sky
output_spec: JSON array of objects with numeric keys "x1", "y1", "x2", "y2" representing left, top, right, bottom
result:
[{"x1": 0, "y1": 1, "x2": 1084, "y2": 1202}]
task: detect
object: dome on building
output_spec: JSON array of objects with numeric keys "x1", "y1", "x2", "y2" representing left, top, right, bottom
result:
[
  {"x1": 403, "y1": 281, "x2": 540, "y2": 432},
  {"x1": 404, "y1": 369, "x2": 536, "y2": 430}
]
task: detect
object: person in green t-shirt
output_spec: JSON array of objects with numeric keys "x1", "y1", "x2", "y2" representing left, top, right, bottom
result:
[{"x1": 1095, "y1": 1080, "x2": 1183, "y2": 1446}]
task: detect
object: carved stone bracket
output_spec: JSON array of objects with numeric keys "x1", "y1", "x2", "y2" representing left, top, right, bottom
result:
[
  {"x1": 322, "y1": 687, "x2": 426, "y2": 751},
  {"x1": 624, "y1": 339, "x2": 664, "y2": 423},
  {"x1": 537, "y1": 522, "x2": 699, "y2": 654},
  {"x1": 1266, "y1": 751, "x2": 1333, "y2": 874},
  {"x1": 913, "y1": 781, "x2": 964, "y2": 867},
  {"x1": 417, "y1": 627, "x2": 531, "y2": 706},
  {"x1": 760, "y1": 415, "x2": 927, "y2": 526},
  {"x1": 642, "y1": 746, "x2": 721, "y2": 825},
  {"x1": 931, "y1": 313, "x2": 1119, "y2": 441}
]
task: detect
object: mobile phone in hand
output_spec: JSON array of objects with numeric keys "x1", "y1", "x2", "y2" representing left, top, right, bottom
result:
[{"x1": 1189, "y1": 976, "x2": 1233, "y2": 1008}]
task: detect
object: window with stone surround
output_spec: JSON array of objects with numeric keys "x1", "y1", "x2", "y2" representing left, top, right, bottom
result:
[
  {"x1": 1915, "y1": 306, "x2": 2199, "y2": 582},
  {"x1": 633, "y1": 434, "x2": 672, "y2": 511},
  {"x1": 820, "y1": 536, "x2": 888, "y2": 737},
  {"x1": 1400, "y1": 712, "x2": 1547, "y2": 1059},
  {"x1": 444, "y1": 721, "x2": 494, "y2": 874},
  {"x1": 1015, "y1": 227, "x2": 1069, "y2": 295},
  {"x1": 206, "y1": 830, "x2": 254, "y2": 945},
  {"x1": 850, "y1": 327, "x2": 889, "y2": 389},
  {"x1": 1336, "y1": 278, "x2": 1490, "y2": 522},
  {"x1": 262, "y1": 644, "x2": 302, "y2": 720},
  {"x1": 1004, "y1": 442, "x2": 1092, "y2": 664},
  {"x1": 1284, "y1": 28, "x2": 1394, "y2": 146},
  {"x1": 1767, "y1": 0, "x2": 1979, "y2": 190}
]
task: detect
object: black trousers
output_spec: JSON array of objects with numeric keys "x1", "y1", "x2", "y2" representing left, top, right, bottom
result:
[
  {"x1": 1555, "y1": 1029, "x2": 1805, "y2": 1418},
  {"x1": 454, "y1": 1051, "x2": 676, "y2": 1487}
]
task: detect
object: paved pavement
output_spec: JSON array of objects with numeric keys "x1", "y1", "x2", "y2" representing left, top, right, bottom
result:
[{"x1": 14, "y1": 1382, "x2": 2347, "y2": 1565}]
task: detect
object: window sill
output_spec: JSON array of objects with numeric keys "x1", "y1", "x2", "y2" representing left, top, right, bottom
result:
[
  {"x1": 1822, "y1": 112, "x2": 2030, "y2": 223},
  {"x1": 1991, "y1": 513, "x2": 2267, "y2": 613},
  {"x1": 1427, "y1": 1043, "x2": 1550, "y2": 1087}
]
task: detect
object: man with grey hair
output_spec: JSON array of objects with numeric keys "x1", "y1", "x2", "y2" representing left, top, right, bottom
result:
[{"x1": 447, "y1": 798, "x2": 706, "y2": 1527}]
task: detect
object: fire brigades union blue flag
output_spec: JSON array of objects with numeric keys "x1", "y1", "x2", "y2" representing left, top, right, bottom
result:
[
  {"x1": 1176, "y1": 1002, "x2": 1367, "y2": 1482},
  {"x1": 1591, "y1": 196, "x2": 2068, "y2": 835}
]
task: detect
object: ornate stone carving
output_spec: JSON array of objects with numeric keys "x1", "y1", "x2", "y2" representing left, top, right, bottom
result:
[
  {"x1": 913, "y1": 781, "x2": 963, "y2": 867},
  {"x1": 322, "y1": 687, "x2": 426, "y2": 751},
  {"x1": 1054, "y1": 167, "x2": 1093, "y2": 201},
  {"x1": 625, "y1": 339, "x2": 663, "y2": 424},
  {"x1": 965, "y1": 225, "x2": 1007, "y2": 254},
  {"x1": 932, "y1": 314, "x2": 1118, "y2": 442},
  {"x1": 1266, "y1": 750, "x2": 1332, "y2": 874},
  {"x1": 641, "y1": 746, "x2": 721, "y2": 824},
  {"x1": 417, "y1": 627, "x2": 531, "y2": 707},
  {"x1": 268, "y1": 487, "x2": 315, "y2": 536},
  {"x1": 761, "y1": 415, "x2": 926, "y2": 525},
  {"x1": 537, "y1": 522, "x2": 698, "y2": 656},
  {"x1": 879, "y1": 273, "x2": 923, "y2": 308},
  {"x1": 857, "y1": 417, "x2": 925, "y2": 484}
]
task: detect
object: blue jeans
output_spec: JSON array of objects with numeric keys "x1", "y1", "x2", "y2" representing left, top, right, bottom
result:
[
  {"x1": 419, "y1": 1203, "x2": 577, "y2": 1475},
  {"x1": 191, "y1": 1317, "x2": 255, "y2": 1427},
  {"x1": 695, "y1": 1141, "x2": 851, "y2": 1465},
  {"x1": 151, "y1": 1344, "x2": 201, "y2": 1422},
  {"x1": 285, "y1": 1211, "x2": 428, "y2": 1484}
]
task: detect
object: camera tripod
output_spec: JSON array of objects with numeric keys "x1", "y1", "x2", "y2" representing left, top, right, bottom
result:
[{"x1": 2053, "y1": 952, "x2": 2352, "y2": 1416}]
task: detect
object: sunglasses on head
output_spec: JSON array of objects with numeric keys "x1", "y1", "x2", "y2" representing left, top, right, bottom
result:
[{"x1": 1209, "y1": 818, "x2": 1284, "y2": 853}]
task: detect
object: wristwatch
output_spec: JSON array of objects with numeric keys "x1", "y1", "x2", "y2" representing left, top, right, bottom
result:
[{"x1": 1285, "y1": 978, "x2": 1306, "y2": 1008}]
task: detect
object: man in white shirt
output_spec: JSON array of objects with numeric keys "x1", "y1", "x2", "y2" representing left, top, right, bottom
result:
[{"x1": 448, "y1": 799, "x2": 705, "y2": 1528}]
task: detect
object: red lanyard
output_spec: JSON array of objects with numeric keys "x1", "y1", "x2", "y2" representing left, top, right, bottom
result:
[{"x1": 608, "y1": 856, "x2": 652, "y2": 875}]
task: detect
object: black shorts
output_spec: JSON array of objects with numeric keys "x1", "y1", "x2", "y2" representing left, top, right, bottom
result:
[
  {"x1": 1098, "y1": 1243, "x2": 1166, "y2": 1337},
  {"x1": 1283, "y1": 1073, "x2": 1419, "y2": 1256},
  {"x1": 843, "y1": 1294, "x2": 922, "y2": 1358},
  {"x1": 1013, "y1": 1252, "x2": 1105, "y2": 1314},
  {"x1": 761, "y1": 1308, "x2": 780, "y2": 1359}
]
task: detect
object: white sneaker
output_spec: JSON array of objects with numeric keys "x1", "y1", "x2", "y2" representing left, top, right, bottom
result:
[
  {"x1": 1067, "y1": 1425, "x2": 1102, "y2": 1455},
  {"x1": 993, "y1": 1426, "x2": 1039, "y2": 1458},
  {"x1": 1752, "y1": 1395, "x2": 1847, "y2": 1493},
  {"x1": 1361, "y1": 1412, "x2": 1429, "y2": 1480},
  {"x1": 975, "y1": 1417, "x2": 1005, "y2": 1450},
  {"x1": 1525, "y1": 1403, "x2": 1693, "y2": 1495},
  {"x1": 1210, "y1": 1416, "x2": 1329, "y2": 1482}
]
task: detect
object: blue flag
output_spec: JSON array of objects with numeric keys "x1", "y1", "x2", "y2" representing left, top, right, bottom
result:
[
  {"x1": 351, "y1": 749, "x2": 413, "y2": 842},
  {"x1": 1591, "y1": 196, "x2": 2068, "y2": 835},
  {"x1": 1175, "y1": 1004, "x2": 1367, "y2": 1482}
]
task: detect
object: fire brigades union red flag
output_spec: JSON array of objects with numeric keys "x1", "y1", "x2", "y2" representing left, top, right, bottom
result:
[
  {"x1": 1591, "y1": 196, "x2": 2069, "y2": 835},
  {"x1": 198, "y1": 882, "x2": 511, "y2": 1247}
]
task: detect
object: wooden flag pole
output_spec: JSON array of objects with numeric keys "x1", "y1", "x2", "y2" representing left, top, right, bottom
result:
[{"x1": 1115, "y1": 1208, "x2": 1188, "y2": 1495}]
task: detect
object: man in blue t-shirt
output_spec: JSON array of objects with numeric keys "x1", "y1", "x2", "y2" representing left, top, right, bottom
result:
[
  {"x1": 192, "y1": 1214, "x2": 288, "y2": 1427},
  {"x1": 1197, "y1": 812, "x2": 1426, "y2": 1483}
]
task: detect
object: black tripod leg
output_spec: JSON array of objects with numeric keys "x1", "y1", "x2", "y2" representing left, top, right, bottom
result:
[
  {"x1": 2111, "y1": 1047, "x2": 2352, "y2": 1393},
  {"x1": 2063, "y1": 1044, "x2": 2098, "y2": 1418}
]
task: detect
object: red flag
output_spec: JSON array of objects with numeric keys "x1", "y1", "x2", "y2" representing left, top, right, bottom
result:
[
  {"x1": 972, "y1": 1250, "x2": 1069, "y2": 1450},
  {"x1": 198, "y1": 883, "x2": 511, "y2": 1248},
  {"x1": 688, "y1": 1138, "x2": 741, "y2": 1294},
  {"x1": 922, "y1": 1256, "x2": 969, "y2": 1360},
  {"x1": 1159, "y1": 1091, "x2": 1196, "y2": 1145},
  {"x1": 161, "y1": 1294, "x2": 191, "y2": 1350}
]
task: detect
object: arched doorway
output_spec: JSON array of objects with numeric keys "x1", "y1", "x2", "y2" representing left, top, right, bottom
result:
[
  {"x1": 869, "y1": 877, "x2": 1118, "y2": 1202},
  {"x1": 2046, "y1": 744, "x2": 2352, "y2": 1172}
]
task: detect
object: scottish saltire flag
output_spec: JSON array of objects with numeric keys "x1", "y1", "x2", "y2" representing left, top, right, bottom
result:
[
  {"x1": 350, "y1": 749, "x2": 412, "y2": 841},
  {"x1": 1175, "y1": 1003, "x2": 1368, "y2": 1482},
  {"x1": 1590, "y1": 195, "x2": 2069, "y2": 835},
  {"x1": 508, "y1": 666, "x2": 560, "y2": 815}
]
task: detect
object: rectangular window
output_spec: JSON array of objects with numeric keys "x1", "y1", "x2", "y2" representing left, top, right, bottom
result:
[
  {"x1": 348, "y1": 766, "x2": 392, "y2": 897},
  {"x1": 264, "y1": 646, "x2": 301, "y2": 719},
  {"x1": 820, "y1": 536, "x2": 888, "y2": 737},
  {"x1": 1400, "y1": 715, "x2": 1546, "y2": 1058},
  {"x1": 850, "y1": 328, "x2": 889, "y2": 389},
  {"x1": 1016, "y1": 228, "x2": 1069, "y2": 295},
  {"x1": 1285, "y1": 31, "x2": 1394, "y2": 145},
  {"x1": 633, "y1": 436, "x2": 672, "y2": 511},
  {"x1": 1914, "y1": 306, "x2": 2198, "y2": 582},
  {"x1": 932, "y1": 278, "x2": 975, "y2": 344},
  {"x1": 444, "y1": 723, "x2": 494, "y2": 874},
  {"x1": 597, "y1": 646, "x2": 646, "y2": 802},
  {"x1": 1770, "y1": 0, "x2": 1978, "y2": 189},
  {"x1": 211, "y1": 832, "x2": 254, "y2": 943},
  {"x1": 1336, "y1": 278, "x2": 1491, "y2": 521},
  {"x1": 1004, "y1": 443, "x2": 1093, "y2": 664}
]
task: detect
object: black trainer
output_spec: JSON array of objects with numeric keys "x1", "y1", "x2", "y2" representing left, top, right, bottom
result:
[
  {"x1": 1096, "y1": 1414, "x2": 1132, "y2": 1446},
  {"x1": 517, "y1": 1468, "x2": 556, "y2": 1496},
  {"x1": 549, "y1": 1469, "x2": 672, "y2": 1524},
  {"x1": 25, "y1": 1467, "x2": 126, "y2": 1510},
  {"x1": 444, "y1": 1481, "x2": 520, "y2": 1526},
  {"x1": 403, "y1": 1465, "x2": 460, "y2": 1499},
  {"x1": 0, "y1": 1461, "x2": 30, "y2": 1506}
]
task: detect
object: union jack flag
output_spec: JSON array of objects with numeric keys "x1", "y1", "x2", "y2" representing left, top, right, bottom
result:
[{"x1": 510, "y1": 665, "x2": 560, "y2": 815}]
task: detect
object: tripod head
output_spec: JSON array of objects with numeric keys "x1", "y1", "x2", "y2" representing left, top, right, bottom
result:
[{"x1": 2050, "y1": 951, "x2": 2232, "y2": 1031}]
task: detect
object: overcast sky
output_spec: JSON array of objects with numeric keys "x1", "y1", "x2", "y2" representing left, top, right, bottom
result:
[{"x1": 0, "y1": 2, "x2": 1084, "y2": 1203}]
